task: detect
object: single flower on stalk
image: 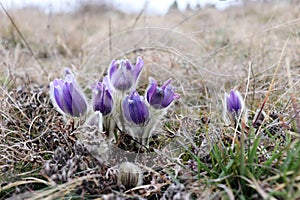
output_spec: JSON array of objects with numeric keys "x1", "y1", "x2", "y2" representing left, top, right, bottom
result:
[
  {"x1": 50, "y1": 74, "x2": 88, "y2": 117},
  {"x1": 92, "y1": 76, "x2": 113, "y2": 116},
  {"x1": 108, "y1": 57, "x2": 144, "y2": 92},
  {"x1": 122, "y1": 90, "x2": 149, "y2": 126},
  {"x1": 146, "y1": 78, "x2": 180, "y2": 109},
  {"x1": 224, "y1": 89, "x2": 245, "y2": 122}
]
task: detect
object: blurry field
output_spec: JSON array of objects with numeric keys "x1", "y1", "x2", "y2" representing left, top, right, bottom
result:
[{"x1": 1, "y1": 1, "x2": 300, "y2": 199}]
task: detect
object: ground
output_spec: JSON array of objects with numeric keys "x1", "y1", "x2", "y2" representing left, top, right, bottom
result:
[{"x1": 1, "y1": 1, "x2": 300, "y2": 199}]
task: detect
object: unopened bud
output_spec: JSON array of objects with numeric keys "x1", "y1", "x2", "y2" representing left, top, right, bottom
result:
[{"x1": 118, "y1": 162, "x2": 142, "y2": 189}]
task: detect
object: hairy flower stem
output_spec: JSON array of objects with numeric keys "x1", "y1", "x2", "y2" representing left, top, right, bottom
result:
[
  {"x1": 128, "y1": 125, "x2": 151, "y2": 147},
  {"x1": 239, "y1": 122, "x2": 246, "y2": 189},
  {"x1": 111, "y1": 91, "x2": 127, "y2": 139},
  {"x1": 102, "y1": 114, "x2": 116, "y2": 140},
  {"x1": 128, "y1": 108, "x2": 165, "y2": 147},
  {"x1": 63, "y1": 114, "x2": 87, "y2": 127}
]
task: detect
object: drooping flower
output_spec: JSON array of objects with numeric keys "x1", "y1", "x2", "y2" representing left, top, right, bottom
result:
[
  {"x1": 225, "y1": 89, "x2": 244, "y2": 116},
  {"x1": 92, "y1": 76, "x2": 113, "y2": 116},
  {"x1": 122, "y1": 90, "x2": 149, "y2": 125},
  {"x1": 108, "y1": 57, "x2": 144, "y2": 91},
  {"x1": 146, "y1": 78, "x2": 180, "y2": 109},
  {"x1": 50, "y1": 74, "x2": 88, "y2": 117}
]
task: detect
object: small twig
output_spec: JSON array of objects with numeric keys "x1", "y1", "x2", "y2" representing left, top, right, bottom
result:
[
  {"x1": 252, "y1": 98, "x2": 267, "y2": 131},
  {"x1": 131, "y1": 7, "x2": 144, "y2": 28}
]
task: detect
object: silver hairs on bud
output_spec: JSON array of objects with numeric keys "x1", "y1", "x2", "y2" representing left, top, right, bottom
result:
[{"x1": 118, "y1": 162, "x2": 142, "y2": 189}]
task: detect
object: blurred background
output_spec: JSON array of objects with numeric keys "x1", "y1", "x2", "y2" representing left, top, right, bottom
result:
[
  {"x1": 0, "y1": 0, "x2": 299, "y2": 104},
  {"x1": 1, "y1": 0, "x2": 262, "y2": 15}
]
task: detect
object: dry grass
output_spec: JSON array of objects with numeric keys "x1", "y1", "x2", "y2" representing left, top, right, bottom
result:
[{"x1": 1, "y1": 1, "x2": 300, "y2": 199}]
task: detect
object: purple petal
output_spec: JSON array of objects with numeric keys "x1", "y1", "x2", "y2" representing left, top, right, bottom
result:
[
  {"x1": 122, "y1": 96, "x2": 132, "y2": 122},
  {"x1": 146, "y1": 78, "x2": 158, "y2": 103},
  {"x1": 63, "y1": 75, "x2": 87, "y2": 117},
  {"x1": 146, "y1": 78, "x2": 179, "y2": 109},
  {"x1": 130, "y1": 90, "x2": 141, "y2": 102},
  {"x1": 108, "y1": 60, "x2": 118, "y2": 80},
  {"x1": 135, "y1": 56, "x2": 144, "y2": 69},
  {"x1": 123, "y1": 91, "x2": 149, "y2": 125},
  {"x1": 227, "y1": 90, "x2": 242, "y2": 113},
  {"x1": 50, "y1": 75, "x2": 87, "y2": 117},
  {"x1": 102, "y1": 89, "x2": 113, "y2": 115},
  {"x1": 93, "y1": 83, "x2": 103, "y2": 112},
  {"x1": 129, "y1": 96, "x2": 149, "y2": 124},
  {"x1": 128, "y1": 99, "x2": 140, "y2": 124},
  {"x1": 103, "y1": 76, "x2": 113, "y2": 92},
  {"x1": 113, "y1": 72, "x2": 133, "y2": 90},
  {"x1": 70, "y1": 82, "x2": 87, "y2": 117},
  {"x1": 111, "y1": 67, "x2": 133, "y2": 90},
  {"x1": 133, "y1": 56, "x2": 144, "y2": 81},
  {"x1": 161, "y1": 85, "x2": 177, "y2": 108},
  {"x1": 107, "y1": 57, "x2": 143, "y2": 91},
  {"x1": 161, "y1": 79, "x2": 172, "y2": 90},
  {"x1": 150, "y1": 88, "x2": 164, "y2": 109},
  {"x1": 139, "y1": 103, "x2": 149, "y2": 124},
  {"x1": 52, "y1": 79, "x2": 64, "y2": 111},
  {"x1": 62, "y1": 81, "x2": 73, "y2": 115},
  {"x1": 124, "y1": 59, "x2": 133, "y2": 70},
  {"x1": 93, "y1": 81, "x2": 113, "y2": 115}
]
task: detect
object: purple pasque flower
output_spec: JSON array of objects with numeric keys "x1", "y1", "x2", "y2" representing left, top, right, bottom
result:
[
  {"x1": 108, "y1": 57, "x2": 144, "y2": 91},
  {"x1": 226, "y1": 89, "x2": 243, "y2": 115},
  {"x1": 92, "y1": 76, "x2": 113, "y2": 116},
  {"x1": 50, "y1": 74, "x2": 88, "y2": 117},
  {"x1": 122, "y1": 90, "x2": 149, "y2": 125},
  {"x1": 146, "y1": 78, "x2": 180, "y2": 109}
]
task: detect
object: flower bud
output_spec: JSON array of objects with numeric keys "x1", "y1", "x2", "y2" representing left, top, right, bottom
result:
[
  {"x1": 225, "y1": 89, "x2": 244, "y2": 116},
  {"x1": 146, "y1": 78, "x2": 180, "y2": 109},
  {"x1": 122, "y1": 90, "x2": 149, "y2": 125},
  {"x1": 92, "y1": 76, "x2": 113, "y2": 116},
  {"x1": 108, "y1": 57, "x2": 144, "y2": 91},
  {"x1": 118, "y1": 162, "x2": 142, "y2": 189},
  {"x1": 64, "y1": 67, "x2": 73, "y2": 75},
  {"x1": 50, "y1": 74, "x2": 88, "y2": 117}
]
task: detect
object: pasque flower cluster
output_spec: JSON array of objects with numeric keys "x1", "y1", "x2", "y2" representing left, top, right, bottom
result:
[{"x1": 50, "y1": 57, "x2": 180, "y2": 146}]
